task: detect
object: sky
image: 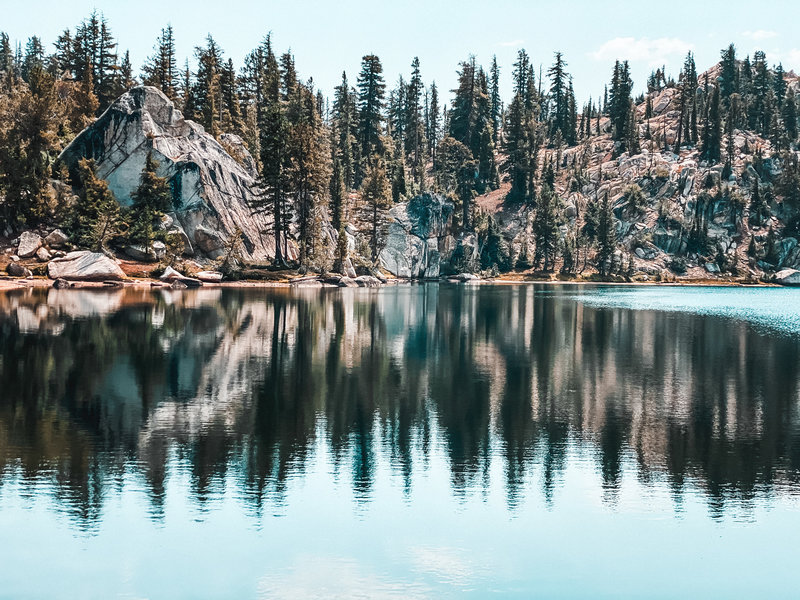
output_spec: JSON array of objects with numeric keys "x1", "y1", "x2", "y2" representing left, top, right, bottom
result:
[{"x1": 3, "y1": 0, "x2": 800, "y2": 106}]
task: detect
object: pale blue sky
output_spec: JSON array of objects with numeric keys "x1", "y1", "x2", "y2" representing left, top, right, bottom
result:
[{"x1": 3, "y1": 0, "x2": 800, "y2": 105}]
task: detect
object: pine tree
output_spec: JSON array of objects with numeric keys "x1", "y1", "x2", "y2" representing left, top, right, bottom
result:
[
  {"x1": 747, "y1": 50, "x2": 772, "y2": 134},
  {"x1": 285, "y1": 80, "x2": 330, "y2": 267},
  {"x1": 676, "y1": 52, "x2": 698, "y2": 148},
  {"x1": 70, "y1": 158, "x2": 121, "y2": 251},
  {"x1": 142, "y1": 24, "x2": 178, "y2": 100},
  {"x1": 480, "y1": 215, "x2": 511, "y2": 272},
  {"x1": 330, "y1": 156, "x2": 349, "y2": 274},
  {"x1": 719, "y1": 44, "x2": 738, "y2": 101},
  {"x1": 608, "y1": 60, "x2": 633, "y2": 143},
  {"x1": 427, "y1": 82, "x2": 441, "y2": 166},
  {"x1": 387, "y1": 75, "x2": 406, "y2": 145},
  {"x1": 95, "y1": 16, "x2": 118, "y2": 107},
  {"x1": 248, "y1": 35, "x2": 290, "y2": 267},
  {"x1": 389, "y1": 138, "x2": 407, "y2": 203},
  {"x1": 119, "y1": 50, "x2": 136, "y2": 91},
  {"x1": 595, "y1": 192, "x2": 617, "y2": 277},
  {"x1": 566, "y1": 79, "x2": 578, "y2": 145},
  {"x1": 502, "y1": 91, "x2": 537, "y2": 203},
  {"x1": 532, "y1": 174, "x2": 560, "y2": 271},
  {"x1": 191, "y1": 35, "x2": 223, "y2": 136},
  {"x1": 21, "y1": 37, "x2": 44, "y2": 82},
  {"x1": 405, "y1": 57, "x2": 426, "y2": 186},
  {"x1": 749, "y1": 176, "x2": 769, "y2": 226},
  {"x1": 47, "y1": 30, "x2": 71, "y2": 76},
  {"x1": 547, "y1": 52, "x2": 571, "y2": 143},
  {"x1": 701, "y1": 84, "x2": 722, "y2": 163},
  {"x1": 0, "y1": 65, "x2": 61, "y2": 226},
  {"x1": 472, "y1": 68, "x2": 497, "y2": 191},
  {"x1": 330, "y1": 156, "x2": 346, "y2": 233},
  {"x1": 783, "y1": 87, "x2": 798, "y2": 142},
  {"x1": 67, "y1": 63, "x2": 99, "y2": 132},
  {"x1": 434, "y1": 137, "x2": 476, "y2": 229},
  {"x1": 512, "y1": 49, "x2": 533, "y2": 108},
  {"x1": 624, "y1": 100, "x2": 640, "y2": 154},
  {"x1": 773, "y1": 63, "x2": 787, "y2": 106},
  {"x1": 359, "y1": 157, "x2": 392, "y2": 262},
  {"x1": 1, "y1": 32, "x2": 15, "y2": 75},
  {"x1": 127, "y1": 152, "x2": 172, "y2": 251},
  {"x1": 179, "y1": 59, "x2": 191, "y2": 114},
  {"x1": 356, "y1": 54, "x2": 386, "y2": 169},
  {"x1": 489, "y1": 55, "x2": 501, "y2": 143},
  {"x1": 220, "y1": 57, "x2": 243, "y2": 134},
  {"x1": 70, "y1": 12, "x2": 119, "y2": 109},
  {"x1": 332, "y1": 71, "x2": 359, "y2": 188},
  {"x1": 449, "y1": 56, "x2": 477, "y2": 148}
]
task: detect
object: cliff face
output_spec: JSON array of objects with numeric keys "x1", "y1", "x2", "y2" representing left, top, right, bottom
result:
[
  {"x1": 481, "y1": 81, "x2": 800, "y2": 281},
  {"x1": 380, "y1": 193, "x2": 453, "y2": 278},
  {"x1": 58, "y1": 86, "x2": 291, "y2": 262}
]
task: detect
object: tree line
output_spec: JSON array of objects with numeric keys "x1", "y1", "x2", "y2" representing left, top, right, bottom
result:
[{"x1": 2, "y1": 13, "x2": 799, "y2": 276}]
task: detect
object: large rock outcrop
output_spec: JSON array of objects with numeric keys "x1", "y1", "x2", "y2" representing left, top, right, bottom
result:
[
  {"x1": 380, "y1": 194, "x2": 454, "y2": 278},
  {"x1": 59, "y1": 86, "x2": 286, "y2": 262},
  {"x1": 47, "y1": 251, "x2": 126, "y2": 281}
]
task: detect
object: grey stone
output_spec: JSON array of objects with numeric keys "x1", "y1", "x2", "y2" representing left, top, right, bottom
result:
[
  {"x1": 775, "y1": 269, "x2": 800, "y2": 286},
  {"x1": 59, "y1": 86, "x2": 283, "y2": 262},
  {"x1": 379, "y1": 193, "x2": 454, "y2": 279},
  {"x1": 196, "y1": 270, "x2": 223, "y2": 283},
  {"x1": 35, "y1": 247, "x2": 52, "y2": 262},
  {"x1": 322, "y1": 275, "x2": 359, "y2": 288},
  {"x1": 159, "y1": 266, "x2": 184, "y2": 281},
  {"x1": 17, "y1": 232, "x2": 42, "y2": 258},
  {"x1": 452, "y1": 273, "x2": 479, "y2": 282},
  {"x1": 193, "y1": 225, "x2": 225, "y2": 257},
  {"x1": 125, "y1": 245, "x2": 154, "y2": 261},
  {"x1": 704, "y1": 262, "x2": 720, "y2": 274},
  {"x1": 778, "y1": 238, "x2": 798, "y2": 267},
  {"x1": 159, "y1": 265, "x2": 202, "y2": 287},
  {"x1": 354, "y1": 275, "x2": 381, "y2": 287},
  {"x1": 44, "y1": 229, "x2": 69, "y2": 248},
  {"x1": 338, "y1": 276, "x2": 359, "y2": 287},
  {"x1": 152, "y1": 241, "x2": 166, "y2": 260},
  {"x1": 6, "y1": 262, "x2": 31, "y2": 277},
  {"x1": 343, "y1": 257, "x2": 357, "y2": 279},
  {"x1": 47, "y1": 251, "x2": 126, "y2": 281}
]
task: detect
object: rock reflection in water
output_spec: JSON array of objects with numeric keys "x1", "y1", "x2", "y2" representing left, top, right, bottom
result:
[{"x1": 0, "y1": 284, "x2": 799, "y2": 528}]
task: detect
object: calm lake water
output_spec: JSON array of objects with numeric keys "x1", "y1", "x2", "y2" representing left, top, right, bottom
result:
[{"x1": 1, "y1": 283, "x2": 799, "y2": 599}]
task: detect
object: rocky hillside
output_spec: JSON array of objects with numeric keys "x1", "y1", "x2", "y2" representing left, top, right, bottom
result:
[
  {"x1": 473, "y1": 76, "x2": 800, "y2": 283},
  {"x1": 59, "y1": 86, "x2": 292, "y2": 263},
  {"x1": 4, "y1": 66, "x2": 800, "y2": 286}
]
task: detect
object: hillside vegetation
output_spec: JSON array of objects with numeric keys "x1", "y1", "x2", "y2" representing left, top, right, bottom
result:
[{"x1": 1, "y1": 16, "x2": 799, "y2": 283}]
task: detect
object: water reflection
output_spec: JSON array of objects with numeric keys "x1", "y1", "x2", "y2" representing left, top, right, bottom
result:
[{"x1": 0, "y1": 284, "x2": 799, "y2": 528}]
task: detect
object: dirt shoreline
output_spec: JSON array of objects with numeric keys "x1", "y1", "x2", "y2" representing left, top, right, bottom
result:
[{"x1": 0, "y1": 275, "x2": 780, "y2": 292}]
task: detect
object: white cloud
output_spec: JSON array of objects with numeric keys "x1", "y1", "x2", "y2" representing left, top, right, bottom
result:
[
  {"x1": 783, "y1": 49, "x2": 800, "y2": 70},
  {"x1": 590, "y1": 37, "x2": 693, "y2": 67},
  {"x1": 409, "y1": 546, "x2": 486, "y2": 585},
  {"x1": 743, "y1": 30, "x2": 779, "y2": 41},
  {"x1": 258, "y1": 556, "x2": 430, "y2": 600},
  {"x1": 497, "y1": 39, "x2": 525, "y2": 48}
]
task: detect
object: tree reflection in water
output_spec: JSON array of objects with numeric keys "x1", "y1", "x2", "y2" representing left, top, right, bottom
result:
[{"x1": 0, "y1": 283, "x2": 798, "y2": 528}]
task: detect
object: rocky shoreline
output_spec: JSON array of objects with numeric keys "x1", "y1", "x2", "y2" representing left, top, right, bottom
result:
[{"x1": 0, "y1": 271, "x2": 787, "y2": 293}]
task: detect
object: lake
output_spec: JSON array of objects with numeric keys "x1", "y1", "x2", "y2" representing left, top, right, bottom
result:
[{"x1": 1, "y1": 283, "x2": 799, "y2": 599}]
